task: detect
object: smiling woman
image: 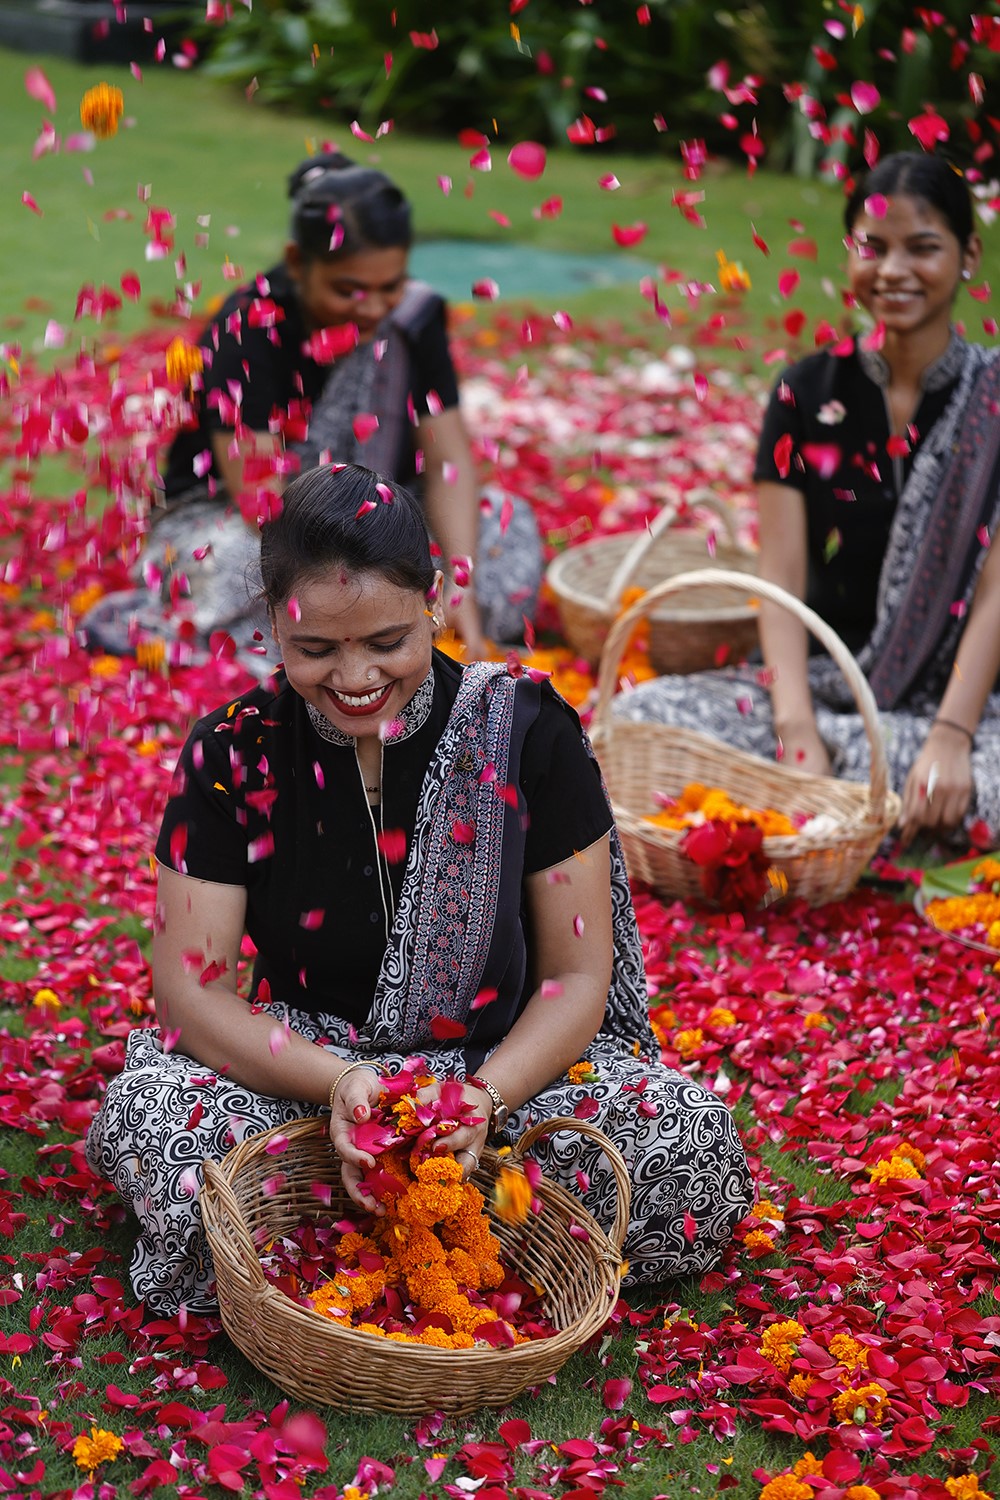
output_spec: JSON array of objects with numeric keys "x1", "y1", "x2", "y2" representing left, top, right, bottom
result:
[
  {"x1": 83, "y1": 464, "x2": 752, "y2": 1316},
  {"x1": 614, "y1": 152, "x2": 1000, "y2": 852}
]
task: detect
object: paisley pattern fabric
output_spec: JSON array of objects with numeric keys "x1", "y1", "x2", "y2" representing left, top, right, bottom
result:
[
  {"x1": 85, "y1": 662, "x2": 752, "y2": 1314},
  {"x1": 86, "y1": 1014, "x2": 751, "y2": 1312}
]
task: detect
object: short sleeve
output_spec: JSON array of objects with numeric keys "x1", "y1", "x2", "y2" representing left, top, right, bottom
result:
[
  {"x1": 155, "y1": 717, "x2": 249, "y2": 885},
  {"x1": 520, "y1": 689, "x2": 613, "y2": 873},
  {"x1": 409, "y1": 305, "x2": 460, "y2": 416},
  {"x1": 753, "y1": 370, "x2": 806, "y2": 488}
]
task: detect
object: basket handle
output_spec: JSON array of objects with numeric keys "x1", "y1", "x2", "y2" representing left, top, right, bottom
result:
[
  {"x1": 508, "y1": 1114, "x2": 632, "y2": 1256},
  {"x1": 589, "y1": 567, "x2": 891, "y2": 818},
  {"x1": 602, "y1": 486, "x2": 750, "y2": 613},
  {"x1": 201, "y1": 1156, "x2": 268, "y2": 1292}
]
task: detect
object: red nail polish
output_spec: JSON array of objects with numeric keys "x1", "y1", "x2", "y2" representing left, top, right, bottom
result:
[{"x1": 354, "y1": 1105, "x2": 368, "y2": 1120}]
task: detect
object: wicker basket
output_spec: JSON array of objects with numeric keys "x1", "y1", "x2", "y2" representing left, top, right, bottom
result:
[
  {"x1": 546, "y1": 487, "x2": 759, "y2": 672},
  {"x1": 200, "y1": 1113, "x2": 630, "y2": 1416},
  {"x1": 589, "y1": 568, "x2": 902, "y2": 908}
]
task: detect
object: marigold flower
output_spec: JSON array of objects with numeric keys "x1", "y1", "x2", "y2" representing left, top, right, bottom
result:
[
  {"x1": 832, "y1": 1381, "x2": 889, "y2": 1425},
  {"x1": 759, "y1": 1477, "x2": 811, "y2": 1500},
  {"x1": 803, "y1": 1010, "x2": 828, "y2": 1028},
  {"x1": 32, "y1": 987, "x2": 61, "y2": 1010},
  {"x1": 80, "y1": 82, "x2": 124, "y2": 139},
  {"x1": 845, "y1": 1486, "x2": 882, "y2": 1500},
  {"x1": 751, "y1": 1198, "x2": 780, "y2": 1219},
  {"x1": 568, "y1": 1060, "x2": 598, "y2": 1084},
  {"x1": 717, "y1": 249, "x2": 752, "y2": 292},
  {"x1": 90, "y1": 655, "x2": 121, "y2": 677},
  {"x1": 945, "y1": 1477, "x2": 992, "y2": 1500},
  {"x1": 165, "y1": 336, "x2": 204, "y2": 389},
  {"x1": 867, "y1": 1155, "x2": 920, "y2": 1184},
  {"x1": 888, "y1": 1140, "x2": 925, "y2": 1171},
  {"x1": 791, "y1": 1453, "x2": 822, "y2": 1478},
  {"x1": 760, "y1": 1318, "x2": 805, "y2": 1375},
  {"x1": 136, "y1": 638, "x2": 167, "y2": 673},
  {"x1": 673, "y1": 1027, "x2": 704, "y2": 1060},
  {"x1": 492, "y1": 1164, "x2": 533, "y2": 1225},
  {"x1": 706, "y1": 1006, "x2": 736, "y2": 1028},
  {"x1": 744, "y1": 1228, "x2": 776, "y2": 1254},
  {"x1": 829, "y1": 1331, "x2": 870, "y2": 1373},
  {"x1": 788, "y1": 1373, "x2": 815, "y2": 1400},
  {"x1": 72, "y1": 1426, "x2": 124, "y2": 1473},
  {"x1": 69, "y1": 583, "x2": 105, "y2": 615}
]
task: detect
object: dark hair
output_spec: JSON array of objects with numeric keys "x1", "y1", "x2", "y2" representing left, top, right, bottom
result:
[
  {"x1": 287, "y1": 152, "x2": 412, "y2": 263},
  {"x1": 844, "y1": 152, "x2": 975, "y2": 244},
  {"x1": 260, "y1": 465, "x2": 435, "y2": 609}
]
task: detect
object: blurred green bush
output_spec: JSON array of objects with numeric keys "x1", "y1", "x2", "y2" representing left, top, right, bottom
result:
[{"x1": 199, "y1": 0, "x2": 1000, "y2": 174}]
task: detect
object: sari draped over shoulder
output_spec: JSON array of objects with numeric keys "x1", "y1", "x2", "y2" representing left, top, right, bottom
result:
[
  {"x1": 85, "y1": 661, "x2": 751, "y2": 1311},
  {"x1": 811, "y1": 341, "x2": 1000, "y2": 712}
]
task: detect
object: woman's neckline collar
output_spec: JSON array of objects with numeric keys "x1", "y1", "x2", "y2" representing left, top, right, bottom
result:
[
  {"x1": 857, "y1": 328, "x2": 967, "y2": 392},
  {"x1": 306, "y1": 667, "x2": 435, "y2": 748}
]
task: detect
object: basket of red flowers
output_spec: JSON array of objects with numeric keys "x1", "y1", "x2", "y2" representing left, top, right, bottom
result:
[
  {"x1": 200, "y1": 1071, "x2": 630, "y2": 1416},
  {"x1": 589, "y1": 569, "x2": 901, "y2": 909}
]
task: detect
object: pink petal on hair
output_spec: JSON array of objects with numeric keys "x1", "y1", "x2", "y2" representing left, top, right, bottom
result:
[
  {"x1": 286, "y1": 596, "x2": 301, "y2": 622},
  {"x1": 864, "y1": 193, "x2": 888, "y2": 219}
]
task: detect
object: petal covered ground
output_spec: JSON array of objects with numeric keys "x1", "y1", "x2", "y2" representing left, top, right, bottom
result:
[{"x1": 0, "y1": 317, "x2": 998, "y2": 1499}]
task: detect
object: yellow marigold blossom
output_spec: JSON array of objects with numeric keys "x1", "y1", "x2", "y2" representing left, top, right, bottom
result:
[
  {"x1": 751, "y1": 1198, "x2": 780, "y2": 1220},
  {"x1": 717, "y1": 249, "x2": 752, "y2": 292},
  {"x1": 744, "y1": 1229, "x2": 776, "y2": 1253},
  {"x1": 791, "y1": 1452, "x2": 823, "y2": 1478},
  {"x1": 90, "y1": 654, "x2": 121, "y2": 677},
  {"x1": 646, "y1": 782, "x2": 797, "y2": 838},
  {"x1": 867, "y1": 1155, "x2": 920, "y2": 1184},
  {"x1": 830, "y1": 1332, "x2": 870, "y2": 1373},
  {"x1": 80, "y1": 82, "x2": 124, "y2": 139},
  {"x1": 136, "y1": 738, "x2": 161, "y2": 757},
  {"x1": 760, "y1": 1318, "x2": 806, "y2": 1375},
  {"x1": 945, "y1": 1477, "x2": 992, "y2": 1500},
  {"x1": 493, "y1": 1164, "x2": 533, "y2": 1225},
  {"x1": 706, "y1": 1006, "x2": 736, "y2": 1028},
  {"x1": 972, "y1": 857, "x2": 1000, "y2": 886},
  {"x1": 832, "y1": 1381, "x2": 889, "y2": 1425},
  {"x1": 72, "y1": 1427, "x2": 124, "y2": 1473},
  {"x1": 788, "y1": 1373, "x2": 815, "y2": 1400},
  {"x1": 28, "y1": 609, "x2": 57, "y2": 630},
  {"x1": 32, "y1": 987, "x2": 61, "y2": 1010},
  {"x1": 889, "y1": 1141, "x2": 925, "y2": 1171},
  {"x1": 673, "y1": 1027, "x2": 704, "y2": 1060},
  {"x1": 649, "y1": 1006, "x2": 677, "y2": 1043},
  {"x1": 69, "y1": 583, "x2": 105, "y2": 615},
  {"x1": 568, "y1": 1060, "x2": 598, "y2": 1085},
  {"x1": 803, "y1": 1011, "x2": 829, "y2": 1029},
  {"x1": 136, "y1": 638, "x2": 167, "y2": 672},
  {"x1": 165, "y1": 336, "x2": 204, "y2": 388},
  {"x1": 759, "y1": 1477, "x2": 811, "y2": 1500},
  {"x1": 845, "y1": 1487, "x2": 882, "y2": 1500},
  {"x1": 343, "y1": 1487, "x2": 369, "y2": 1500},
  {"x1": 927, "y1": 891, "x2": 1000, "y2": 936}
]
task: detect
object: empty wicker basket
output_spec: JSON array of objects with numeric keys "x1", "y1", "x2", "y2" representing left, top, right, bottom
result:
[
  {"x1": 200, "y1": 1114, "x2": 629, "y2": 1416},
  {"x1": 589, "y1": 568, "x2": 901, "y2": 908},
  {"x1": 546, "y1": 488, "x2": 759, "y2": 672}
]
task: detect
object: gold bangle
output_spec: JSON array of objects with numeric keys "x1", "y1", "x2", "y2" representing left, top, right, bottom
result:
[{"x1": 328, "y1": 1059, "x2": 386, "y2": 1114}]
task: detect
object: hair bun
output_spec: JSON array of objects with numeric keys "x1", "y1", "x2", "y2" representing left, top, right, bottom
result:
[{"x1": 287, "y1": 151, "x2": 356, "y2": 200}]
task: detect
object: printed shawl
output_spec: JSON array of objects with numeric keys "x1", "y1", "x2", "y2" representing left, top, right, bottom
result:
[
  {"x1": 352, "y1": 661, "x2": 653, "y2": 1068},
  {"x1": 813, "y1": 342, "x2": 1000, "y2": 711},
  {"x1": 293, "y1": 280, "x2": 443, "y2": 479}
]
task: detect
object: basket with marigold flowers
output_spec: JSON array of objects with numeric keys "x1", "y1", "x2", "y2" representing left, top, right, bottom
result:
[
  {"x1": 201, "y1": 1090, "x2": 630, "y2": 1415},
  {"x1": 922, "y1": 856, "x2": 1000, "y2": 954}
]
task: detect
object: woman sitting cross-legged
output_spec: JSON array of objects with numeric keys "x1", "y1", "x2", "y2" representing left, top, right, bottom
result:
[
  {"x1": 614, "y1": 151, "x2": 1000, "y2": 849},
  {"x1": 83, "y1": 152, "x2": 542, "y2": 670},
  {"x1": 85, "y1": 463, "x2": 752, "y2": 1315}
]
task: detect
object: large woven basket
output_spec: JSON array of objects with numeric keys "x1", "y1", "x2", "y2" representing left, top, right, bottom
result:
[
  {"x1": 201, "y1": 1113, "x2": 629, "y2": 1416},
  {"x1": 546, "y1": 488, "x2": 759, "y2": 672},
  {"x1": 590, "y1": 568, "x2": 901, "y2": 908}
]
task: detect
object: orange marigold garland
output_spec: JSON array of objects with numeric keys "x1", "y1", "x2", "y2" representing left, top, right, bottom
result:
[
  {"x1": 258, "y1": 1067, "x2": 555, "y2": 1349},
  {"x1": 80, "y1": 82, "x2": 124, "y2": 139}
]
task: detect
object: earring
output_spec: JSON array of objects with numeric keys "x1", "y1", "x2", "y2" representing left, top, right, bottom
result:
[{"x1": 962, "y1": 269, "x2": 972, "y2": 281}]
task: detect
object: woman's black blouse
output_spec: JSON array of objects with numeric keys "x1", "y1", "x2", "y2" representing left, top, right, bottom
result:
[
  {"x1": 162, "y1": 265, "x2": 459, "y2": 501},
  {"x1": 154, "y1": 653, "x2": 613, "y2": 1023},
  {"x1": 753, "y1": 340, "x2": 960, "y2": 653}
]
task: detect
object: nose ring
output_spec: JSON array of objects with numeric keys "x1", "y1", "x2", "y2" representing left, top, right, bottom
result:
[{"x1": 367, "y1": 668, "x2": 377, "y2": 682}]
